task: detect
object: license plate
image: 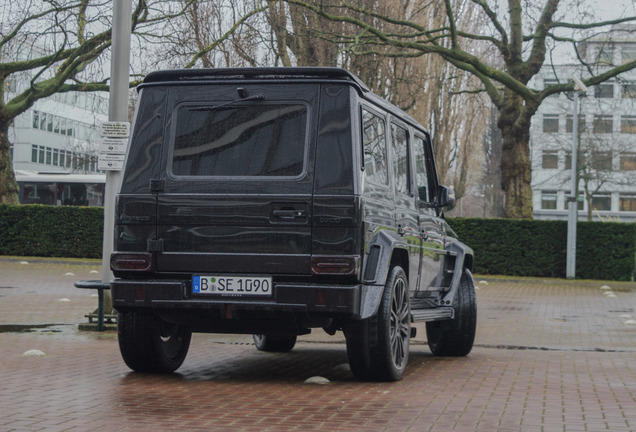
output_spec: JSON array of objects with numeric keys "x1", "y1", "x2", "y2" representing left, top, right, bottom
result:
[{"x1": 192, "y1": 275, "x2": 272, "y2": 296}]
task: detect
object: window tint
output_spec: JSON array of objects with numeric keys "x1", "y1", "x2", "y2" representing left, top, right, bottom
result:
[
  {"x1": 594, "y1": 84, "x2": 614, "y2": 98},
  {"x1": 542, "y1": 150, "x2": 558, "y2": 169},
  {"x1": 391, "y1": 123, "x2": 410, "y2": 194},
  {"x1": 566, "y1": 115, "x2": 586, "y2": 133},
  {"x1": 620, "y1": 196, "x2": 636, "y2": 211},
  {"x1": 414, "y1": 136, "x2": 431, "y2": 202},
  {"x1": 541, "y1": 191, "x2": 557, "y2": 210},
  {"x1": 591, "y1": 195, "x2": 611, "y2": 211},
  {"x1": 362, "y1": 109, "x2": 388, "y2": 185},
  {"x1": 543, "y1": 114, "x2": 559, "y2": 133},
  {"x1": 593, "y1": 115, "x2": 613, "y2": 134},
  {"x1": 172, "y1": 104, "x2": 307, "y2": 177}
]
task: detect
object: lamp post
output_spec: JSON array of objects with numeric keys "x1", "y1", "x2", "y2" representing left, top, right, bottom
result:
[
  {"x1": 101, "y1": 0, "x2": 131, "y2": 283},
  {"x1": 566, "y1": 76, "x2": 587, "y2": 279}
]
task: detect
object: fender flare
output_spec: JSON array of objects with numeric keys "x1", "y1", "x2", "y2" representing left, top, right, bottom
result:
[
  {"x1": 358, "y1": 230, "x2": 409, "y2": 319},
  {"x1": 441, "y1": 238, "x2": 474, "y2": 306}
]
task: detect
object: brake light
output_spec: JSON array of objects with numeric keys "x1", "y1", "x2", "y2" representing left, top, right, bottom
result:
[
  {"x1": 110, "y1": 252, "x2": 153, "y2": 272},
  {"x1": 311, "y1": 256, "x2": 359, "y2": 276}
]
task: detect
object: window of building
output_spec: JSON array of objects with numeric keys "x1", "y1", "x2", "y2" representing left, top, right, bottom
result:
[
  {"x1": 541, "y1": 191, "x2": 558, "y2": 210},
  {"x1": 38, "y1": 146, "x2": 45, "y2": 164},
  {"x1": 594, "y1": 84, "x2": 614, "y2": 99},
  {"x1": 566, "y1": 115, "x2": 586, "y2": 133},
  {"x1": 621, "y1": 116, "x2": 636, "y2": 134},
  {"x1": 595, "y1": 45, "x2": 615, "y2": 65},
  {"x1": 592, "y1": 151, "x2": 613, "y2": 171},
  {"x1": 622, "y1": 45, "x2": 636, "y2": 64},
  {"x1": 31, "y1": 145, "x2": 38, "y2": 163},
  {"x1": 593, "y1": 115, "x2": 613, "y2": 134},
  {"x1": 542, "y1": 150, "x2": 558, "y2": 169},
  {"x1": 620, "y1": 153, "x2": 636, "y2": 171},
  {"x1": 622, "y1": 82, "x2": 636, "y2": 98},
  {"x1": 543, "y1": 114, "x2": 559, "y2": 133},
  {"x1": 619, "y1": 196, "x2": 636, "y2": 211},
  {"x1": 544, "y1": 79, "x2": 559, "y2": 97},
  {"x1": 591, "y1": 195, "x2": 611, "y2": 211}
]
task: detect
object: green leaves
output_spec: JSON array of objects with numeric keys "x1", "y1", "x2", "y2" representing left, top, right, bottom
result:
[{"x1": 449, "y1": 217, "x2": 636, "y2": 281}]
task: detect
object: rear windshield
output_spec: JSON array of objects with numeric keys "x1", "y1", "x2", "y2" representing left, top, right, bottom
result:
[{"x1": 171, "y1": 103, "x2": 307, "y2": 177}]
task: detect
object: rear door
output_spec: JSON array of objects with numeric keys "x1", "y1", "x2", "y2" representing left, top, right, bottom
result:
[
  {"x1": 413, "y1": 134, "x2": 447, "y2": 291},
  {"x1": 154, "y1": 83, "x2": 319, "y2": 276}
]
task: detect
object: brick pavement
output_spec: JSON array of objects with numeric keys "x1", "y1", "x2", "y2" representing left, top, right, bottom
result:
[{"x1": 0, "y1": 258, "x2": 635, "y2": 431}]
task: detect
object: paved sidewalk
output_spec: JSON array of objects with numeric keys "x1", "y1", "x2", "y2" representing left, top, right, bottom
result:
[{"x1": 0, "y1": 258, "x2": 635, "y2": 431}]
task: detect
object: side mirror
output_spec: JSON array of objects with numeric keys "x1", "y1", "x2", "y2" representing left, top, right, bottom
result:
[{"x1": 437, "y1": 185, "x2": 456, "y2": 210}]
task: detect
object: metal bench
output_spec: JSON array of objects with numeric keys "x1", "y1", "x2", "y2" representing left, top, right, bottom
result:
[{"x1": 74, "y1": 280, "x2": 111, "y2": 331}]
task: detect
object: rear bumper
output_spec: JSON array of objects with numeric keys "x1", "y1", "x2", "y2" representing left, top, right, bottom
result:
[{"x1": 111, "y1": 279, "x2": 383, "y2": 321}]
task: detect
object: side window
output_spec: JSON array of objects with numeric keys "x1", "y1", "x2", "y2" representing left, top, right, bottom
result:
[
  {"x1": 391, "y1": 123, "x2": 410, "y2": 194},
  {"x1": 414, "y1": 136, "x2": 431, "y2": 202},
  {"x1": 362, "y1": 108, "x2": 388, "y2": 185}
]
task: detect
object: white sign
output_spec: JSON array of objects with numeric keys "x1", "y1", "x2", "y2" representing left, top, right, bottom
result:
[
  {"x1": 101, "y1": 121, "x2": 130, "y2": 138},
  {"x1": 99, "y1": 138, "x2": 128, "y2": 155},
  {"x1": 98, "y1": 154, "x2": 126, "y2": 171}
]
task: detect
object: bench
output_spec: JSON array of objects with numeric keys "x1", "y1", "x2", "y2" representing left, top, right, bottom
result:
[{"x1": 74, "y1": 280, "x2": 111, "y2": 331}]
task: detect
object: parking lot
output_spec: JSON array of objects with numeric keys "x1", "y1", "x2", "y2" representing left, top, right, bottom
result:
[{"x1": 1, "y1": 257, "x2": 635, "y2": 431}]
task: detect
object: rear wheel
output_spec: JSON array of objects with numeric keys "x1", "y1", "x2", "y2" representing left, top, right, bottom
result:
[
  {"x1": 253, "y1": 334, "x2": 297, "y2": 352},
  {"x1": 426, "y1": 268, "x2": 477, "y2": 356},
  {"x1": 345, "y1": 266, "x2": 411, "y2": 381},
  {"x1": 118, "y1": 311, "x2": 192, "y2": 373}
]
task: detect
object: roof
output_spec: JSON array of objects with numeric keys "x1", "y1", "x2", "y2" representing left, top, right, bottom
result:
[{"x1": 142, "y1": 67, "x2": 370, "y2": 92}]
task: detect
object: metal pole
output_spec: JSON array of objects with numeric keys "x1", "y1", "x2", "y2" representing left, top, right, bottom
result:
[
  {"x1": 566, "y1": 90, "x2": 580, "y2": 279},
  {"x1": 101, "y1": 0, "x2": 132, "y2": 285}
]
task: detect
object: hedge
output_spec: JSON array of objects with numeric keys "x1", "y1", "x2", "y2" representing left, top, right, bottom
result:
[
  {"x1": 1, "y1": 205, "x2": 635, "y2": 280},
  {"x1": 0, "y1": 204, "x2": 103, "y2": 259},
  {"x1": 448, "y1": 218, "x2": 636, "y2": 281}
]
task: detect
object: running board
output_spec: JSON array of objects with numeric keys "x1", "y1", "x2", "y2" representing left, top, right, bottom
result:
[{"x1": 411, "y1": 307, "x2": 454, "y2": 323}]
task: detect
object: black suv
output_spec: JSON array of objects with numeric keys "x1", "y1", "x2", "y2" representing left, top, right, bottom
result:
[{"x1": 111, "y1": 67, "x2": 476, "y2": 381}]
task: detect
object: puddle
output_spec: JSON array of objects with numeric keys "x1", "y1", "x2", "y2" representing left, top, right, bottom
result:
[{"x1": 0, "y1": 324, "x2": 65, "y2": 334}]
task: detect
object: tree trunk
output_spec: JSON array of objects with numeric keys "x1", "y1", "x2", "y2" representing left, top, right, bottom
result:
[
  {"x1": 0, "y1": 124, "x2": 19, "y2": 204},
  {"x1": 497, "y1": 93, "x2": 534, "y2": 219}
]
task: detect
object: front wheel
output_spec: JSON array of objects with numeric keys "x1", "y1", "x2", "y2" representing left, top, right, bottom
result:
[
  {"x1": 253, "y1": 334, "x2": 297, "y2": 352},
  {"x1": 118, "y1": 311, "x2": 192, "y2": 373},
  {"x1": 345, "y1": 265, "x2": 411, "y2": 381},
  {"x1": 426, "y1": 268, "x2": 477, "y2": 356}
]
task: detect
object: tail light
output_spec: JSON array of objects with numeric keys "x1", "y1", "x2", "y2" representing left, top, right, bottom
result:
[
  {"x1": 311, "y1": 255, "x2": 360, "y2": 276},
  {"x1": 110, "y1": 252, "x2": 153, "y2": 272}
]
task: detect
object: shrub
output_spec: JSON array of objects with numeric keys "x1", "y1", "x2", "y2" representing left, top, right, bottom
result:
[
  {"x1": 0, "y1": 204, "x2": 103, "y2": 259},
  {"x1": 448, "y1": 218, "x2": 636, "y2": 281}
]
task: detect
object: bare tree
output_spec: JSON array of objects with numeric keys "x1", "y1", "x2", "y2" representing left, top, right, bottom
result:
[
  {"x1": 282, "y1": 0, "x2": 636, "y2": 218},
  {"x1": 0, "y1": 0, "x2": 196, "y2": 203}
]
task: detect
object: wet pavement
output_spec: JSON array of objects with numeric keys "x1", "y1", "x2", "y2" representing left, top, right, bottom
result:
[{"x1": 0, "y1": 257, "x2": 635, "y2": 431}]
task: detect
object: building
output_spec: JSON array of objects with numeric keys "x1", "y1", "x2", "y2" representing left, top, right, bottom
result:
[
  {"x1": 2, "y1": 33, "x2": 108, "y2": 177},
  {"x1": 531, "y1": 25, "x2": 636, "y2": 222},
  {"x1": 8, "y1": 89, "x2": 108, "y2": 175}
]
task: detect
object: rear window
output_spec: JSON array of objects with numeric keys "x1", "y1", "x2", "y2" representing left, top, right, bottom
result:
[{"x1": 171, "y1": 103, "x2": 307, "y2": 177}]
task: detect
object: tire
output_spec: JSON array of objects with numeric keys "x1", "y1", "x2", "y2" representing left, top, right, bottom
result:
[
  {"x1": 345, "y1": 266, "x2": 411, "y2": 381},
  {"x1": 426, "y1": 268, "x2": 477, "y2": 356},
  {"x1": 117, "y1": 311, "x2": 192, "y2": 373},
  {"x1": 253, "y1": 334, "x2": 297, "y2": 352}
]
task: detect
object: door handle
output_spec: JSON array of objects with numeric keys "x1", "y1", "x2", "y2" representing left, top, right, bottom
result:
[{"x1": 272, "y1": 209, "x2": 308, "y2": 220}]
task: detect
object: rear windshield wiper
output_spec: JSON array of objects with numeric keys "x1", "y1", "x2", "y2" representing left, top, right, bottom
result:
[{"x1": 188, "y1": 93, "x2": 264, "y2": 111}]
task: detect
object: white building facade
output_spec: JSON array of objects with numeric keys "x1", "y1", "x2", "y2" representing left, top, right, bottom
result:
[
  {"x1": 8, "y1": 89, "x2": 108, "y2": 175},
  {"x1": 531, "y1": 28, "x2": 636, "y2": 222}
]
